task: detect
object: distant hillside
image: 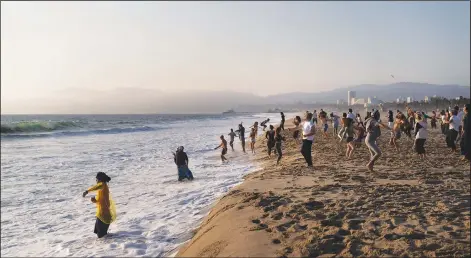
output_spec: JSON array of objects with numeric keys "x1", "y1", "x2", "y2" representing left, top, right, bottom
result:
[{"x1": 264, "y1": 82, "x2": 470, "y2": 104}]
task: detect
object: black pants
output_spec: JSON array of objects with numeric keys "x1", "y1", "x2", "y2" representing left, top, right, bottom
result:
[
  {"x1": 267, "y1": 141, "x2": 275, "y2": 155},
  {"x1": 301, "y1": 139, "x2": 313, "y2": 166},
  {"x1": 94, "y1": 218, "x2": 110, "y2": 238},
  {"x1": 280, "y1": 121, "x2": 285, "y2": 130},
  {"x1": 275, "y1": 142, "x2": 282, "y2": 163},
  {"x1": 240, "y1": 138, "x2": 246, "y2": 152},
  {"x1": 415, "y1": 139, "x2": 426, "y2": 154},
  {"x1": 446, "y1": 129, "x2": 458, "y2": 151}
]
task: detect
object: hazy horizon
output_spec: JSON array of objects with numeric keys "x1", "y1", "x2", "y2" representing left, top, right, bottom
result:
[{"x1": 1, "y1": 1, "x2": 470, "y2": 114}]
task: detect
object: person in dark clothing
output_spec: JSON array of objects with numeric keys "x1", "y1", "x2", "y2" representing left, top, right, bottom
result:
[
  {"x1": 173, "y1": 146, "x2": 194, "y2": 181},
  {"x1": 265, "y1": 125, "x2": 276, "y2": 157},
  {"x1": 228, "y1": 129, "x2": 238, "y2": 151},
  {"x1": 461, "y1": 104, "x2": 470, "y2": 161},
  {"x1": 260, "y1": 119, "x2": 270, "y2": 131},
  {"x1": 275, "y1": 126, "x2": 285, "y2": 165},
  {"x1": 387, "y1": 110, "x2": 394, "y2": 129},
  {"x1": 235, "y1": 123, "x2": 246, "y2": 153},
  {"x1": 280, "y1": 112, "x2": 285, "y2": 131}
]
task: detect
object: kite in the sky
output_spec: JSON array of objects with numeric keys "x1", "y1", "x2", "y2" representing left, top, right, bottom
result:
[{"x1": 390, "y1": 74, "x2": 395, "y2": 79}]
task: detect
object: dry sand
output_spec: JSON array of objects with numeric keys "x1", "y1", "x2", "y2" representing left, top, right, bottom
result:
[{"x1": 177, "y1": 115, "x2": 470, "y2": 257}]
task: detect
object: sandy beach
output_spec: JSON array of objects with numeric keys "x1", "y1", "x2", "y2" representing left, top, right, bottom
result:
[{"x1": 177, "y1": 114, "x2": 470, "y2": 257}]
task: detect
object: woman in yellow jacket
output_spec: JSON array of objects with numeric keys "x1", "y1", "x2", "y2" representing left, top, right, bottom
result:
[{"x1": 82, "y1": 172, "x2": 116, "y2": 238}]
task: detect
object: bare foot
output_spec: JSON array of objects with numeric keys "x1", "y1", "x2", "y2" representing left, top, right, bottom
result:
[{"x1": 366, "y1": 163, "x2": 374, "y2": 172}]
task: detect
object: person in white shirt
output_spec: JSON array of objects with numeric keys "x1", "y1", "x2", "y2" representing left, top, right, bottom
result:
[
  {"x1": 347, "y1": 108, "x2": 356, "y2": 121},
  {"x1": 301, "y1": 112, "x2": 316, "y2": 167},
  {"x1": 414, "y1": 114, "x2": 428, "y2": 159},
  {"x1": 445, "y1": 110, "x2": 460, "y2": 152},
  {"x1": 455, "y1": 106, "x2": 464, "y2": 142}
]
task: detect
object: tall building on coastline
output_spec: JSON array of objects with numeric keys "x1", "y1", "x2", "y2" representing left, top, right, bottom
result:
[{"x1": 347, "y1": 91, "x2": 356, "y2": 106}]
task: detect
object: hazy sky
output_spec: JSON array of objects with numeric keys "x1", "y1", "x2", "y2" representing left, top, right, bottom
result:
[{"x1": 1, "y1": 1, "x2": 470, "y2": 110}]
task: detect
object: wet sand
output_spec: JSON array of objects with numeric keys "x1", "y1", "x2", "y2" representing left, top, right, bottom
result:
[{"x1": 177, "y1": 116, "x2": 470, "y2": 257}]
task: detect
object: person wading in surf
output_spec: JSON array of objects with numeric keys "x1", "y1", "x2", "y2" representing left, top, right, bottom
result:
[
  {"x1": 214, "y1": 135, "x2": 228, "y2": 162},
  {"x1": 82, "y1": 172, "x2": 116, "y2": 238}
]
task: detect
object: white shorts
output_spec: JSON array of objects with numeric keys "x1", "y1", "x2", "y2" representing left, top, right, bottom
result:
[
  {"x1": 251, "y1": 138, "x2": 256, "y2": 143},
  {"x1": 388, "y1": 122, "x2": 394, "y2": 129}
]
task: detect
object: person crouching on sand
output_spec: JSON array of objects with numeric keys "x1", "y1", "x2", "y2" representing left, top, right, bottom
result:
[
  {"x1": 82, "y1": 172, "x2": 116, "y2": 238},
  {"x1": 214, "y1": 135, "x2": 228, "y2": 162},
  {"x1": 364, "y1": 110, "x2": 388, "y2": 171},
  {"x1": 413, "y1": 113, "x2": 428, "y2": 159}
]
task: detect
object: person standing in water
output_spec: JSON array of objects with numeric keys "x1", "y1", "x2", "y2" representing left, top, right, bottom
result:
[
  {"x1": 301, "y1": 112, "x2": 316, "y2": 167},
  {"x1": 235, "y1": 123, "x2": 246, "y2": 153},
  {"x1": 280, "y1": 112, "x2": 285, "y2": 131},
  {"x1": 214, "y1": 135, "x2": 228, "y2": 162},
  {"x1": 249, "y1": 128, "x2": 257, "y2": 154},
  {"x1": 173, "y1": 146, "x2": 194, "y2": 181},
  {"x1": 265, "y1": 125, "x2": 276, "y2": 157},
  {"x1": 275, "y1": 126, "x2": 285, "y2": 165},
  {"x1": 364, "y1": 110, "x2": 388, "y2": 171},
  {"x1": 82, "y1": 172, "x2": 116, "y2": 238},
  {"x1": 228, "y1": 129, "x2": 238, "y2": 151}
]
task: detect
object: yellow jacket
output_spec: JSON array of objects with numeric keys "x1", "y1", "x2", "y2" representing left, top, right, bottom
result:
[{"x1": 87, "y1": 182, "x2": 116, "y2": 224}]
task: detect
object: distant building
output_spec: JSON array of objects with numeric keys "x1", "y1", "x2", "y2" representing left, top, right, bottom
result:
[
  {"x1": 352, "y1": 98, "x2": 366, "y2": 105},
  {"x1": 396, "y1": 98, "x2": 401, "y2": 103},
  {"x1": 407, "y1": 97, "x2": 414, "y2": 103},
  {"x1": 424, "y1": 96, "x2": 429, "y2": 103},
  {"x1": 348, "y1": 91, "x2": 356, "y2": 106},
  {"x1": 337, "y1": 99, "x2": 346, "y2": 105}
]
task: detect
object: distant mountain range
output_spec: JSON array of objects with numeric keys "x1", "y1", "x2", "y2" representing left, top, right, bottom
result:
[
  {"x1": 2, "y1": 82, "x2": 469, "y2": 114},
  {"x1": 263, "y1": 82, "x2": 470, "y2": 104}
]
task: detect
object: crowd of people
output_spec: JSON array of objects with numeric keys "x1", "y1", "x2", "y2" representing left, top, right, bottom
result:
[
  {"x1": 209, "y1": 105, "x2": 469, "y2": 173},
  {"x1": 82, "y1": 105, "x2": 469, "y2": 239}
]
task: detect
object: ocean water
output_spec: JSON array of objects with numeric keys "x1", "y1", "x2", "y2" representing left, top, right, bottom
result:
[{"x1": 0, "y1": 113, "x2": 294, "y2": 257}]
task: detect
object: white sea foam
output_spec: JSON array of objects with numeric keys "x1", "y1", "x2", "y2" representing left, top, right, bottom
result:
[{"x1": 1, "y1": 113, "x2": 295, "y2": 257}]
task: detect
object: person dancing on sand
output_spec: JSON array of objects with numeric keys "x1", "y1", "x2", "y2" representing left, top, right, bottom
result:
[
  {"x1": 260, "y1": 119, "x2": 270, "y2": 131},
  {"x1": 312, "y1": 110, "x2": 318, "y2": 126},
  {"x1": 228, "y1": 129, "x2": 238, "y2": 151},
  {"x1": 82, "y1": 172, "x2": 116, "y2": 238},
  {"x1": 445, "y1": 110, "x2": 460, "y2": 153},
  {"x1": 275, "y1": 126, "x2": 285, "y2": 165},
  {"x1": 280, "y1": 112, "x2": 285, "y2": 131},
  {"x1": 343, "y1": 114, "x2": 355, "y2": 159},
  {"x1": 235, "y1": 123, "x2": 246, "y2": 153},
  {"x1": 249, "y1": 128, "x2": 257, "y2": 154},
  {"x1": 301, "y1": 112, "x2": 316, "y2": 168},
  {"x1": 413, "y1": 113, "x2": 428, "y2": 159},
  {"x1": 319, "y1": 109, "x2": 329, "y2": 138},
  {"x1": 389, "y1": 118, "x2": 402, "y2": 152},
  {"x1": 265, "y1": 125, "x2": 276, "y2": 157},
  {"x1": 460, "y1": 104, "x2": 470, "y2": 161},
  {"x1": 289, "y1": 116, "x2": 302, "y2": 144},
  {"x1": 214, "y1": 135, "x2": 228, "y2": 162},
  {"x1": 330, "y1": 113, "x2": 340, "y2": 137},
  {"x1": 387, "y1": 110, "x2": 394, "y2": 129},
  {"x1": 430, "y1": 111, "x2": 438, "y2": 130},
  {"x1": 353, "y1": 122, "x2": 366, "y2": 148},
  {"x1": 364, "y1": 110, "x2": 388, "y2": 171}
]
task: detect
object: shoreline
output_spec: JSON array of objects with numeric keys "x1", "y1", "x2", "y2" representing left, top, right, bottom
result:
[{"x1": 176, "y1": 114, "x2": 470, "y2": 257}]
